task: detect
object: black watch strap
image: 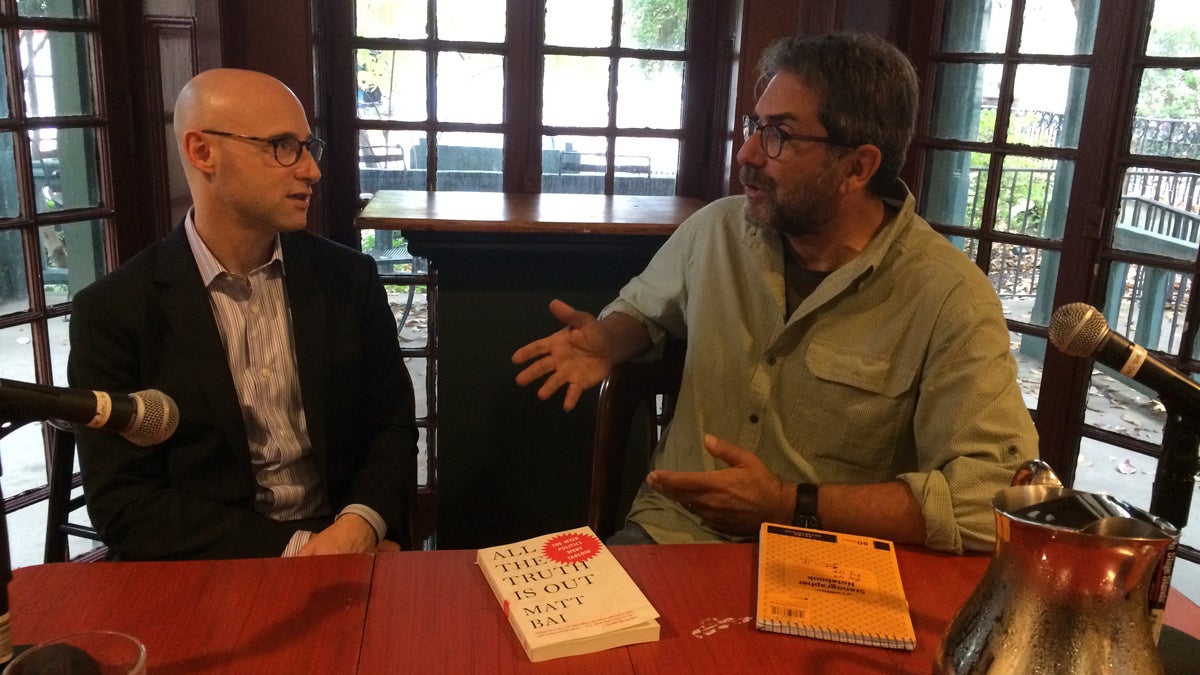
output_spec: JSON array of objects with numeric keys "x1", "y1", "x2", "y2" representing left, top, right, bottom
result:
[{"x1": 792, "y1": 482, "x2": 821, "y2": 530}]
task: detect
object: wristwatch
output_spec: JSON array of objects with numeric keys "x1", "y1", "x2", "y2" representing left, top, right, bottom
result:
[{"x1": 792, "y1": 482, "x2": 821, "y2": 530}]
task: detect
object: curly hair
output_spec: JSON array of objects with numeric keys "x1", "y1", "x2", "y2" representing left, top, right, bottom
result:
[{"x1": 756, "y1": 32, "x2": 918, "y2": 195}]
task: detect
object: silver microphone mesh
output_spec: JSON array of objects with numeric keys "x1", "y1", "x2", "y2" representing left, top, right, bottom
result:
[
  {"x1": 1048, "y1": 302, "x2": 1110, "y2": 357},
  {"x1": 123, "y1": 389, "x2": 180, "y2": 446}
]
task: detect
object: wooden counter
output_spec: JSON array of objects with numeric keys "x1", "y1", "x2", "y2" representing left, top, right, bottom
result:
[{"x1": 357, "y1": 191, "x2": 705, "y2": 549}]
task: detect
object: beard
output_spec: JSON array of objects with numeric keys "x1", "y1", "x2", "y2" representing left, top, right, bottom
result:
[{"x1": 739, "y1": 163, "x2": 842, "y2": 237}]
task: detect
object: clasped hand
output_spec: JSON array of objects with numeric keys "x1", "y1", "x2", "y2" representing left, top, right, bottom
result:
[{"x1": 647, "y1": 434, "x2": 793, "y2": 537}]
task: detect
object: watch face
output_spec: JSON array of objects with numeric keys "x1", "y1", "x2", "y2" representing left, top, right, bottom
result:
[{"x1": 792, "y1": 514, "x2": 820, "y2": 530}]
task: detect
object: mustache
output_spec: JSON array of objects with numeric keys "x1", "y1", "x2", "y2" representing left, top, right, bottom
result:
[{"x1": 739, "y1": 166, "x2": 776, "y2": 191}]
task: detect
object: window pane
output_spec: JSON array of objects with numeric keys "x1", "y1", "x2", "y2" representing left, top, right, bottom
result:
[
  {"x1": 621, "y1": 0, "x2": 686, "y2": 50},
  {"x1": 616, "y1": 59, "x2": 683, "y2": 129},
  {"x1": 0, "y1": 45, "x2": 8, "y2": 119},
  {"x1": 543, "y1": 56, "x2": 610, "y2": 127},
  {"x1": 920, "y1": 149, "x2": 988, "y2": 229},
  {"x1": 542, "y1": 135, "x2": 608, "y2": 194},
  {"x1": 356, "y1": 0, "x2": 427, "y2": 39},
  {"x1": 20, "y1": 30, "x2": 94, "y2": 117},
  {"x1": 1133, "y1": 69, "x2": 1200, "y2": 160},
  {"x1": 1101, "y1": 262, "x2": 1190, "y2": 355},
  {"x1": 1012, "y1": 331, "x2": 1045, "y2": 409},
  {"x1": 357, "y1": 50, "x2": 426, "y2": 122},
  {"x1": 16, "y1": 0, "x2": 86, "y2": 18},
  {"x1": 1008, "y1": 65, "x2": 1088, "y2": 148},
  {"x1": 930, "y1": 63, "x2": 1001, "y2": 142},
  {"x1": 437, "y1": 0, "x2": 505, "y2": 42},
  {"x1": 1147, "y1": 0, "x2": 1200, "y2": 57},
  {"x1": 40, "y1": 219, "x2": 104, "y2": 307},
  {"x1": 359, "y1": 130, "x2": 425, "y2": 195},
  {"x1": 545, "y1": 0, "x2": 612, "y2": 48},
  {"x1": 940, "y1": 0, "x2": 1009, "y2": 53},
  {"x1": 1018, "y1": 0, "x2": 1098, "y2": 55},
  {"x1": 989, "y1": 244, "x2": 1059, "y2": 327},
  {"x1": 0, "y1": 229, "x2": 30, "y2": 314},
  {"x1": 993, "y1": 156, "x2": 1072, "y2": 240},
  {"x1": 435, "y1": 131, "x2": 502, "y2": 192},
  {"x1": 0, "y1": 133, "x2": 17, "y2": 218},
  {"x1": 438, "y1": 52, "x2": 503, "y2": 124},
  {"x1": 30, "y1": 127, "x2": 100, "y2": 213},
  {"x1": 615, "y1": 136, "x2": 676, "y2": 196},
  {"x1": 1114, "y1": 168, "x2": 1200, "y2": 263}
]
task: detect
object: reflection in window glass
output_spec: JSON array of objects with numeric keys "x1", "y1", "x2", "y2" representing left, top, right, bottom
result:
[
  {"x1": 358, "y1": 130, "x2": 425, "y2": 196},
  {"x1": 614, "y1": 136, "x2": 677, "y2": 196},
  {"x1": 1146, "y1": 0, "x2": 1200, "y2": 58},
  {"x1": 930, "y1": 63, "x2": 1001, "y2": 142},
  {"x1": 30, "y1": 127, "x2": 100, "y2": 213},
  {"x1": 1018, "y1": 0, "x2": 1098, "y2": 55},
  {"x1": 993, "y1": 156, "x2": 1071, "y2": 240},
  {"x1": 1010, "y1": 331, "x2": 1045, "y2": 409},
  {"x1": 357, "y1": 50, "x2": 426, "y2": 122},
  {"x1": 542, "y1": 135, "x2": 608, "y2": 194},
  {"x1": 920, "y1": 149, "x2": 987, "y2": 230},
  {"x1": 940, "y1": 0, "x2": 1009, "y2": 53},
  {"x1": 0, "y1": 229, "x2": 30, "y2": 314},
  {"x1": 437, "y1": 0, "x2": 505, "y2": 42},
  {"x1": 19, "y1": 30, "x2": 94, "y2": 117},
  {"x1": 1008, "y1": 65, "x2": 1088, "y2": 149},
  {"x1": 1101, "y1": 263, "x2": 1191, "y2": 355},
  {"x1": 621, "y1": 0, "x2": 686, "y2": 50},
  {"x1": 438, "y1": 53, "x2": 503, "y2": 124},
  {"x1": 1133, "y1": 70, "x2": 1200, "y2": 160},
  {"x1": 543, "y1": 56, "x2": 610, "y2": 128},
  {"x1": 0, "y1": 133, "x2": 17, "y2": 218},
  {"x1": 989, "y1": 244, "x2": 1059, "y2": 327},
  {"x1": 39, "y1": 219, "x2": 104, "y2": 307},
  {"x1": 16, "y1": 0, "x2": 86, "y2": 18},
  {"x1": 356, "y1": 0, "x2": 426, "y2": 39},
  {"x1": 545, "y1": 0, "x2": 612, "y2": 48},
  {"x1": 434, "y1": 131, "x2": 503, "y2": 192},
  {"x1": 616, "y1": 59, "x2": 683, "y2": 129},
  {"x1": 1114, "y1": 167, "x2": 1200, "y2": 264}
]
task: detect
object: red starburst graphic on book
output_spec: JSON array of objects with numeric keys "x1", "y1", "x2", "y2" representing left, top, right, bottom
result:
[{"x1": 542, "y1": 532, "x2": 602, "y2": 564}]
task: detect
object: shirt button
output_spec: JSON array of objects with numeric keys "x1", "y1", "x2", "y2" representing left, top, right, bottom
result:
[
  {"x1": 749, "y1": 414, "x2": 760, "y2": 424},
  {"x1": 251, "y1": 304, "x2": 260, "y2": 315},
  {"x1": 261, "y1": 367, "x2": 271, "y2": 378}
]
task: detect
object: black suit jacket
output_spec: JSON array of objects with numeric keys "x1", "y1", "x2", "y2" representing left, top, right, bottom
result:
[{"x1": 68, "y1": 226, "x2": 418, "y2": 560}]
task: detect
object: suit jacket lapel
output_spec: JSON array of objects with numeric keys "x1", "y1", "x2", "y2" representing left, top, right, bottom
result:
[
  {"x1": 280, "y1": 233, "x2": 329, "y2": 470},
  {"x1": 154, "y1": 227, "x2": 252, "y2": 465}
]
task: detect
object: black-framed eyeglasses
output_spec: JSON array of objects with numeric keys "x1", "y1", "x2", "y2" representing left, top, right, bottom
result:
[
  {"x1": 200, "y1": 129, "x2": 325, "y2": 166},
  {"x1": 742, "y1": 115, "x2": 841, "y2": 159}
]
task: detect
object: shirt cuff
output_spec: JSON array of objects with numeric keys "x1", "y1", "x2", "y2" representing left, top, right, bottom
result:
[
  {"x1": 338, "y1": 504, "x2": 387, "y2": 545},
  {"x1": 281, "y1": 529, "x2": 313, "y2": 557}
]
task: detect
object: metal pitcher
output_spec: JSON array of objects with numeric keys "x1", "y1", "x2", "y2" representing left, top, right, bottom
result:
[{"x1": 935, "y1": 461, "x2": 1180, "y2": 674}]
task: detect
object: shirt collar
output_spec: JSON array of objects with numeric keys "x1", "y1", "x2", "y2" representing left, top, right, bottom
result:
[{"x1": 184, "y1": 210, "x2": 284, "y2": 286}]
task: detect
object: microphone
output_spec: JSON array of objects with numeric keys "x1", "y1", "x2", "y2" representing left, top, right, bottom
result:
[
  {"x1": 0, "y1": 378, "x2": 178, "y2": 446},
  {"x1": 1048, "y1": 302, "x2": 1200, "y2": 409}
]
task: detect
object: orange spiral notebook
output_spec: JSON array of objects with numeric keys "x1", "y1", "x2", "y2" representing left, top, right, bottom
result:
[{"x1": 755, "y1": 522, "x2": 916, "y2": 651}]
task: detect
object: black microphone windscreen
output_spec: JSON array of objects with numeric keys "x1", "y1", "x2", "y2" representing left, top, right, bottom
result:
[{"x1": 1049, "y1": 302, "x2": 1110, "y2": 358}]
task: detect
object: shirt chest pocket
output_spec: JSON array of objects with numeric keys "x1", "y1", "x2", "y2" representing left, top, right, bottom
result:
[{"x1": 796, "y1": 341, "x2": 920, "y2": 478}]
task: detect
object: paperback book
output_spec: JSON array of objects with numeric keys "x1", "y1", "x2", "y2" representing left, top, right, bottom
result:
[
  {"x1": 476, "y1": 526, "x2": 660, "y2": 662},
  {"x1": 755, "y1": 522, "x2": 916, "y2": 651}
]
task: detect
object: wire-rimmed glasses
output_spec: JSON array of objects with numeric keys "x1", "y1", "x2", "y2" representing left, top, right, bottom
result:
[
  {"x1": 200, "y1": 130, "x2": 325, "y2": 166},
  {"x1": 741, "y1": 115, "x2": 842, "y2": 159}
]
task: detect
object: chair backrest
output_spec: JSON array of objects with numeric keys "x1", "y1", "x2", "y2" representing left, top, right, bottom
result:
[
  {"x1": 588, "y1": 341, "x2": 685, "y2": 540},
  {"x1": 44, "y1": 423, "x2": 107, "y2": 562}
]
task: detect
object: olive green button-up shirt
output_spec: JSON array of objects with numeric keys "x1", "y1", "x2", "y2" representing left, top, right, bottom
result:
[{"x1": 602, "y1": 188, "x2": 1039, "y2": 553}]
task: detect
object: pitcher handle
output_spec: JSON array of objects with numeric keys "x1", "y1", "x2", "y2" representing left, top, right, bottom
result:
[{"x1": 1010, "y1": 459, "x2": 1063, "y2": 488}]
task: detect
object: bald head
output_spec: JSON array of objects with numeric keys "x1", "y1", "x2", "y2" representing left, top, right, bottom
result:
[{"x1": 174, "y1": 69, "x2": 308, "y2": 148}]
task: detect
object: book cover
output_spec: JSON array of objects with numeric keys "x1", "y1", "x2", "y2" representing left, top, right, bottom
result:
[
  {"x1": 755, "y1": 522, "x2": 916, "y2": 651},
  {"x1": 475, "y1": 526, "x2": 660, "y2": 662}
]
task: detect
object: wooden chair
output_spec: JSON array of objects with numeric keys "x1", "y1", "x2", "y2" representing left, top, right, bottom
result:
[
  {"x1": 588, "y1": 341, "x2": 685, "y2": 540},
  {"x1": 44, "y1": 423, "x2": 107, "y2": 562}
]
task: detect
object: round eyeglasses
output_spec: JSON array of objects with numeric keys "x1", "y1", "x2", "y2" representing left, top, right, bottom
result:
[
  {"x1": 200, "y1": 129, "x2": 325, "y2": 166},
  {"x1": 741, "y1": 115, "x2": 842, "y2": 159}
]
